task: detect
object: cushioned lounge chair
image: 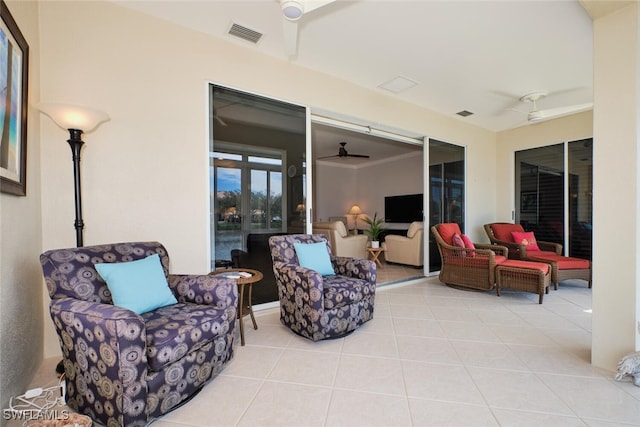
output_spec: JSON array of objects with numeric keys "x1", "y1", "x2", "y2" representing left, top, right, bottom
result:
[
  {"x1": 431, "y1": 223, "x2": 508, "y2": 291},
  {"x1": 484, "y1": 222, "x2": 591, "y2": 288}
]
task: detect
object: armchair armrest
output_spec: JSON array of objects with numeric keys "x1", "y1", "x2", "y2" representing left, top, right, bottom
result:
[
  {"x1": 474, "y1": 243, "x2": 508, "y2": 257},
  {"x1": 169, "y1": 274, "x2": 238, "y2": 309},
  {"x1": 272, "y1": 261, "x2": 324, "y2": 312},
  {"x1": 439, "y1": 245, "x2": 503, "y2": 268},
  {"x1": 533, "y1": 240, "x2": 562, "y2": 255},
  {"x1": 331, "y1": 256, "x2": 376, "y2": 284},
  {"x1": 49, "y1": 298, "x2": 147, "y2": 425}
]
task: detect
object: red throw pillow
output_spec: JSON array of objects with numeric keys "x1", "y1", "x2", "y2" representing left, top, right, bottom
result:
[
  {"x1": 452, "y1": 233, "x2": 466, "y2": 248},
  {"x1": 462, "y1": 234, "x2": 476, "y2": 257},
  {"x1": 461, "y1": 234, "x2": 475, "y2": 250},
  {"x1": 511, "y1": 231, "x2": 540, "y2": 251}
]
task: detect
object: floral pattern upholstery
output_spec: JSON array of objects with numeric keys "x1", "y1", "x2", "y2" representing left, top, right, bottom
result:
[
  {"x1": 268, "y1": 234, "x2": 376, "y2": 341},
  {"x1": 40, "y1": 242, "x2": 237, "y2": 427}
]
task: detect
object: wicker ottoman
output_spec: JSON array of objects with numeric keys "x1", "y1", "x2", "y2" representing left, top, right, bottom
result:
[
  {"x1": 495, "y1": 260, "x2": 551, "y2": 304},
  {"x1": 525, "y1": 253, "x2": 591, "y2": 289}
]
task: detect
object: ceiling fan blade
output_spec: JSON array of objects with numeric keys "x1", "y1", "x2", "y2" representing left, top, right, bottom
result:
[
  {"x1": 317, "y1": 154, "x2": 339, "y2": 160},
  {"x1": 535, "y1": 103, "x2": 593, "y2": 121},
  {"x1": 302, "y1": 0, "x2": 336, "y2": 14},
  {"x1": 346, "y1": 154, "x2": 370, "y2": 158},
  {"x1": 282, "y1": 19, "x2": 298, "y2": 56}
]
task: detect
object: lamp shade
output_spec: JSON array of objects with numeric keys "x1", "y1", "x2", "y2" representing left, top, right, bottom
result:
[
  {"x1": 349, "y1": 205, "x2": 362, "y2": 215},
  {"x1": 39, "y1": 103, "x2": 110, "y2": 133}
]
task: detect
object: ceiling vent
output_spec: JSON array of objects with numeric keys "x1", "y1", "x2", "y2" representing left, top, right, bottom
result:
[
  {"x1": 456, "y1": 110, "x2": 474, "y2": 117},
  {"x1": 228, "y1": 23, "x2": 263, "y2": 44}
]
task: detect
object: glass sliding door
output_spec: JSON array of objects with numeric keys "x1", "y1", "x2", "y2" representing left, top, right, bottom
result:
[
  {"x1": 568, "y1": 139, "x2": 593, "y2": 259},
  {"x1": 428, "y1": 139, "x2": 465, "y2": 273},
  {"x1": 209, "y1": 85, "x2": 307, "y2": 305},
  {"x1": 514, "y1": 139, "x2": 592, "y2": 259}
]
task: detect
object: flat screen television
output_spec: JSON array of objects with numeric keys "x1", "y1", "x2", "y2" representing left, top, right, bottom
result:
[{"x1": 384, "y1": 194, "x2": 423, "y2": 223}]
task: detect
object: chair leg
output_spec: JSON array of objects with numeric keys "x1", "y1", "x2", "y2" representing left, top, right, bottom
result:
[{"x1": 539, "y1": 292, "x2": 543, "y2": 304}]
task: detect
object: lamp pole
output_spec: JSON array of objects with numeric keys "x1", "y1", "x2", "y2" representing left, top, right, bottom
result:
[
  {"x1": 68, "y1": 129, "x2": 85, "y2": 247},
  {"x1": 38, "y1": 103, "x2": 109, "y2": 248}
]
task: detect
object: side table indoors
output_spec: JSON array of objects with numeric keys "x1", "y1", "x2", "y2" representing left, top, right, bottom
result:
[{"x1": 209, "y1": 268, "x2": 263, "y2": 346}]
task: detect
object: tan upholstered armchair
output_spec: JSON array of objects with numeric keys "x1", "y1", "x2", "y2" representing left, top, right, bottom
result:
[
  {"x1": 312, "y1": 220, "x2": 368, "y2": 259},
  {"x1": 381, "y1": 221, "x2": 424, "y2": 267}
]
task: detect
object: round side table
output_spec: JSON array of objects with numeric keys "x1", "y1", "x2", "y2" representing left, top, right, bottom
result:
[{"x1": 209, "y1": 268, "x2": 263, "y2": 346}]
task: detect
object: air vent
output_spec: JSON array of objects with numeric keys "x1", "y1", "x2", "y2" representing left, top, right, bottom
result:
[
  {"x1": 228, "y1": 23, "x2": 263, "y2": 44},
  {"x1": 456, "y1": 110, "x2": 474, "y2": 117}
]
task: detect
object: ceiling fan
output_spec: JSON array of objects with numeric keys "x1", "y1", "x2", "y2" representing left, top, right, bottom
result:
[
  {"x1": 513, "y1": 91, "x2": 593, "y2": 124},
  {"x1": 280, "y1": 0, "x2": 335, "y2": 56},
  {"x1": 318, "y1": 142, "x2": 370, "y2": 160}
]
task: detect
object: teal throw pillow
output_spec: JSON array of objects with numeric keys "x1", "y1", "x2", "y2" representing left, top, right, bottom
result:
[
  {"x1": 95, "y1": 253, "x2": 178, "y2": 314},
  {"x1": 293, "y1": 242, "x2": 335, "y2": 276}
]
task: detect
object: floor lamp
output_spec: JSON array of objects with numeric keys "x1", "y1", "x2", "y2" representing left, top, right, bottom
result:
[
  {"x1": 39, "y1": 103, "x2": 109, "y2": 375},
  {"x1": 39, "y1": 103, "x2": 109, "y2": 247}
]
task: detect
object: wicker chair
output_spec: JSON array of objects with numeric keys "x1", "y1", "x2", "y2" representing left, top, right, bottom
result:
[
  {"x1": 483, "y1": 222, "x2": 561, "y2": 259},
  {"x1": 431, "y1": 223, "x2": 508, "y2": 291},
  {"x1": 484, "y1": 222, "x2": 591, "y2": 288}
]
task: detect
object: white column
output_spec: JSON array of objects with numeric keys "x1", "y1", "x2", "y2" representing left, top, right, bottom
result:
[{"x1": 591, "y1": 3, "x2": 640, "y2": 369}]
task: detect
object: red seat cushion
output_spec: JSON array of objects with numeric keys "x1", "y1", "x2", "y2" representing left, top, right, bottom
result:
[
  {"x1": 438, "y1": 223, "x2": 462, "y2": 245},
  {"x1": 526, "y1": 253, "x2": 590, "y2": 270},
  {"x1": 498, "y1": 259, "x2": 550, "y2": 274},
  {"x1": 491, "y1": 223, "x2": 524, "y2": 242}
]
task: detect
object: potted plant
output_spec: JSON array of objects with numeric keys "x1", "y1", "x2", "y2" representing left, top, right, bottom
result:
[{"x1": 363, "y1": 212, "x2": 385, "y2": 248}]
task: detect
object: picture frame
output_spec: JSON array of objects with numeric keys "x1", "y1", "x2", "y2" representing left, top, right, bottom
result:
[{"x1": 0, "y1": 0, "x2": 29, "y2": 196}]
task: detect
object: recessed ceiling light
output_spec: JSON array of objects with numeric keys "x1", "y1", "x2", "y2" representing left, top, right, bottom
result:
[
  {"x1": 456, "y1": 110, "x2": 474, "y2": 117},
  {"x1": 378, "y1": 76, "x2": 418, "y2": 94}
]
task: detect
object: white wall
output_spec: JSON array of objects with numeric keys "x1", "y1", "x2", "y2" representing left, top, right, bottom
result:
[
  {"x1": 313, "y1": 163, "x2": 357, "y2": 222},
  {"x1": 357, "y1": 152, "x2": 424, "y2": 222},
  {"x1": 37, "y1": 1, "x2": 496, "y2": 358},
  {"x1": 0, "y1": 0, "x2": 42, "y2": 414}
]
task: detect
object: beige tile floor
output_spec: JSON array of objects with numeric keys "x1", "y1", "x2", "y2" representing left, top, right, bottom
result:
[{"x1": 22, "y1": 277, "x2": 640, "y2": 426}]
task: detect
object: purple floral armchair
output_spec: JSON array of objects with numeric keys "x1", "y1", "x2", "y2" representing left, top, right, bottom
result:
[
  {"x1": 268, "y1": 234, "x2": 376, "y2": 341},
  {"x1": 40, "y1": 242, "x2": 237, "y2": 427}
]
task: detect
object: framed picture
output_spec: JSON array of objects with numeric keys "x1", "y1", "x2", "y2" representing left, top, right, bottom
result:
[
  {"x1": 0, "y1": 0, "x2": 28, "y2": 196},
  {"x1": 520, "y1": 191, "x2": 537, "y2": 213}
]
